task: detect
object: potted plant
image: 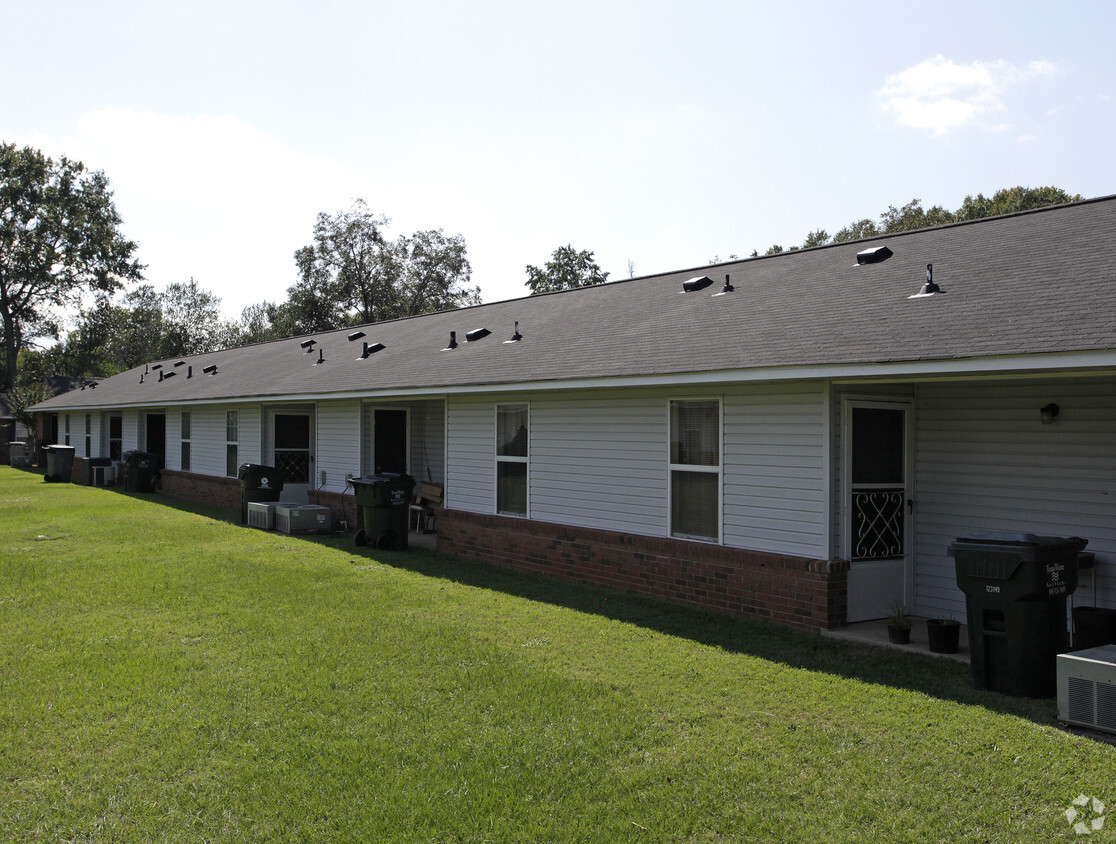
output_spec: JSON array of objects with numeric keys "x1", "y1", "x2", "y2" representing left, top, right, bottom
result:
[
  {"x1": 926, "y1": 616, "x2": 961, "y2": 654},
  {"x1": 887, "y1": 604, "x2": 912, "y2": 645}
]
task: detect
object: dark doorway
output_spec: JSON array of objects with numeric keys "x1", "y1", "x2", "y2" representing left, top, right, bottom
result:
[
  {"x1": 145, "y1": 413, "x2": 166, "y2": 467},
  {"x1": 374, "y1": 409, "x2": 408, "y2": 475}
]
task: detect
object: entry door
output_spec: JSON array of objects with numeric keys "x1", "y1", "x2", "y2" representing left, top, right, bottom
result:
[
  {"x1": 844, "y1": 400, "x2": 913, "y2": 622},
  {"x1": 373, "y1": 409, "x2": 408, "y2": 475},
  {"x1": 271, "y1": 411, "x2": 314, "y2": 503}
]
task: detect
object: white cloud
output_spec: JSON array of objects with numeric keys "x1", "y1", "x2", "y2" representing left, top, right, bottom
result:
[{"x1": 878, "y1": 55, "x2": 1057, "y2": 136}]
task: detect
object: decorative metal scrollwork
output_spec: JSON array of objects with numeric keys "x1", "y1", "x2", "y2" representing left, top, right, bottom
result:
[
  {"x1": 852, "y1": 488, "x2": 904, "y2": 560},
  {"x1": 275, "y1": 451, "x2": 310, "y2": 484}
]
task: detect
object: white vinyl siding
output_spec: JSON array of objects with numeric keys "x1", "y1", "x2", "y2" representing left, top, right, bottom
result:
[
  {"x1": 529, "y1": 392, "x2": 668, "y2": 536},
  {"x1": 316, "y1": 400, "x2": 360, "y2": 491},
  {"x1": 724, "y1": 383, "x2": 829, "y2": 559},
  {"x1": 411, "y1": 400, "x2": 446, "y2": 485},
  {"x1": 446, "y1": 385, "x2": 830, "y2": 557},
  {"x1": 913, "y1": 377, "x2": 1116, "y2": 618},
  {"x1": 446, "y1": 399, "x2": 497, "y2": 514}
]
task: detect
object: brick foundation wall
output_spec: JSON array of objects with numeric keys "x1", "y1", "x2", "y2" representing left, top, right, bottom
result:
[
  {"x1": 160, "y1": 470, "x2": 242, "y2": 513},
  {"x1": 438, "y1": 510, "x2": 849, "y2": 631}
]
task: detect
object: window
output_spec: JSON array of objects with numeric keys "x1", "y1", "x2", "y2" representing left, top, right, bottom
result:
[
  {"x1": 181, "y1": 411, "x2": 192, "y2": 472},
  {"x1": 108, "y1": 416, "x2": 122, "y2": 461},
  {"x1": 669, "y1": 399, "x2": 721, "y2": 541},
  {"x1": 496, "y1": 404, "x2": 528, "y2": 516},
  {"x1": 64, "y1": 414, "x2": 70, "y2": 446},
  {"x1": 226, "y1": 410, "x2": 239, "y2": 477},
  {"x1": 84, "y1": 414, "x2": 91, "y2": 458}
]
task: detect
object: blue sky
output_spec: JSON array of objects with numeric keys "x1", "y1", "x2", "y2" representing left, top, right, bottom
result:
[{"x1": 4, "y1": 0, "x2": 1114, "y2": 319}]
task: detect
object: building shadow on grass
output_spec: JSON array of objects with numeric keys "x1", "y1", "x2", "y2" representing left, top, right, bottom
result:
[{"x1": 144, "y1": 493, "x2": 1059, "y2": 728}]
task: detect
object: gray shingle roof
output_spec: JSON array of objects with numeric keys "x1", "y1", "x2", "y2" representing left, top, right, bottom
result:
[{"x1": 35, "y1": 195, "x2": 1116, "y2": 411}]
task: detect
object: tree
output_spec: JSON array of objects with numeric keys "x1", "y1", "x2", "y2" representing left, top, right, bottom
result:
[
  {"x1": 285, "y1": 200, "x2": 480, "y2": 333},
  {"x1": 955, "y1": 186, "x2": 1082, "y2": 221},
  {"x1": 46, "y1": 280, "x2": 235, "y2": 378},
  {"x1": 748, "y1": 185, "x2": 1081, "y2": 253},
  {"x1": 525, "y1": 245, "x2": 609, "y2": 295},
  {"x1": 0, "y1": 142, "x2": 143, "y2": 390}
]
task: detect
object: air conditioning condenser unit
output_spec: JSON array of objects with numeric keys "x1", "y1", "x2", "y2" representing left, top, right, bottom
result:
[{"x1": 1057, "y1": 645, "x2": 1116, "y2": 733}]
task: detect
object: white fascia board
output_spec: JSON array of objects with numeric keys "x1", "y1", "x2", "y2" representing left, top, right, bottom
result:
[{"x1": 31, "y1": 349, "x2": 1116, "y2": 411}]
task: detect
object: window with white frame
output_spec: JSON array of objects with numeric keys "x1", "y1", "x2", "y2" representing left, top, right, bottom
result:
[
  {"x1": 108, "y1": 416, "x2": 122, "y2": 461},
  {"x1": 64, "y1": 414, "x2": 70, "y2": 446},
  {"x1": 669, "y1": 399, "x2": 721, "y2": 541},
  {"x1": 84, "y1": 414, "x2": 91, "y2": 457},
  {"x1": 225, "y1": 410, "x2": 239, "y2": 477},
  {"x1": 496, "y1": 404, "x2": 528, "y2": 516},
  {"x1": 181, "y1": 411, "x2": 192, "y2": 472}
]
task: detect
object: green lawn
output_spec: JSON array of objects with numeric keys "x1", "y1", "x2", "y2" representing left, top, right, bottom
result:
[{"x1": 1, "y1": 466, "x2": 1112, "y2": 842}]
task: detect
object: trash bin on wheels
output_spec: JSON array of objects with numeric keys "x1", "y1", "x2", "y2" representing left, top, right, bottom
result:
[
  {"x1": 237, "y1": 463, "x2": 286, "y2": 524},
  {"x1": 43, "y1": 444, "x2": 77, "y2": 482},
  {"x1": 950, "y1": 532, "x2": 1087, "y2": 697},
  {"x1": 350, "y1": 473, "x2": 416, "y2": 550},
  {"x1": 122, "y1": 451, "x2": 160, "y2": 492}
]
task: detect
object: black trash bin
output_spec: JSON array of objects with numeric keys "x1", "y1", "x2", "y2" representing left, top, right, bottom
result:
[
  {"x1": 237, "y1": 463, "x2": 286, "y2": 524},
  {"x1": 950, "y1": 532, "x2": 1087, "y2": 697},
  {"x1": 122, "y1": 451, "x2": 160, "y2": 492},
  {"x1": 350, "y1": 473, "x2": 416, "y2": 550},
  {"x1": 43, "y1": 444, "x2": 77, "y2": 483}
]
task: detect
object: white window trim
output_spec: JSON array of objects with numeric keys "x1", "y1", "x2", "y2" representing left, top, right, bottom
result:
[
  {"x1": 667, "y1": 397, "x2": 723, "y2": 543},
  {"x1": 495, "y1": 402, "x2": 529, "y2": 518},
  {"x1": 226, "y1": 409, "x2": 239, "y2": 477}
]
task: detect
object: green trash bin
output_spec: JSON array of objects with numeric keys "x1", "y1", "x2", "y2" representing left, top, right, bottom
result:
[
  {"x1": 351, "y1": 473, "x2": 416, "y2": 550},
  {"x1": 950, "y1": 532, "x2": 1086, "y2": 697},
  {"x1": 43, "y1": 444, "x2": 76, "y2": 483},
  {"x1": 122, "y1": 451, "x2": 159, "y2": 492},
  {"x1": 237, "y1": 463, "x2": 286, "y2": 524}
]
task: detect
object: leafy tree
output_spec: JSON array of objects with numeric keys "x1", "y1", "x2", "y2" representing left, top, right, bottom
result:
[
  {"x1": 46, "y1": 280, "x2": 234, "y2": 378},
  {"x1": 525, "y1": 244, "x2": 609, "y2": 295},
  {"x1": 751, "y1": 186, "x2": 1081, "y2": 254},
  {"x1": 0, "y1": 142, "x2": 143, "y2": 390},
  {"x1": 955, "y1": 186, "x2": 1082, "y2": 221},
  {"x1": 286, "y1": 200, "x2": 479, "y2": 333}
]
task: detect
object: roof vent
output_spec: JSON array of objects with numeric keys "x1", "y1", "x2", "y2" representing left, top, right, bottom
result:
[
  {"x1": 358, "y1": 341, "x2": 385, "y2": 359},
  {"x1": 87, "y1": 381, "x2": 98, "y2": 389},
  {"x1": 187, "y1": 366, "x2": 193, "y2": 379},
  {"x1": 443, "y1": 331, "x2": 458, "y2": 351},
  {"x1": 162, "y1": 370, "x2": 176, "y2": 380},
  {"x1": 158, "y1": 371, "x2": 164, "y2": 382},
  {"x1": 683, "y1": 275, "x2": 714, "y2": 293},
  {"x1": 203, "y1": 364, "x2": 218, "y2": 375},
  {"x1": 139, "y1": 373, "x2": 145, "y2": 384},
  {"x1": 466, "y1": 328, "x2": 491, "y2": 342},
  {"x1": 174, "y1": 360, "x2": 186, "y2": 367},
  {"x1": 856, "y1": 246, "x2": 893, "y2": 265},
  {"x1": 908, "y1": 263, "x2": 944, "y2": 298},
  {"x1": 151, "y1": 363, "x2": 163, "y2": 370},
  {"x1": 348, "y1": 331, "x2": 366, "y2": 342},
  {"x1": 504, "y1": 321, "x2": 523, "y2": 343},
  {"x1": 713, "y1": 274, "x2": 734, "y2": 296},
  {"x1": 300, "y1": 339, "x2": 317, "y2": 353},
  {"x1": 313, "y1": 348, "x2": 325, "y2": 365}
]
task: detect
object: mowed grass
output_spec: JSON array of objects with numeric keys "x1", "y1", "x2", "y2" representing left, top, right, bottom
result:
[{"x1": 1, "y1": 467, "x2": 1113, "y2": 842}]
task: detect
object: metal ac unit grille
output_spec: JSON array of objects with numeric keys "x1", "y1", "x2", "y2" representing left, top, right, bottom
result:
[
  {"x1": 1068, "y1": 676, "x2": 1095, "y2": 725},
  {"x1": 1058, "y1": 646, "x2": 1116, "y2": 734},
  {"x1": 1098, "y1": 683, "x2": 1116, "y2": 731}
]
